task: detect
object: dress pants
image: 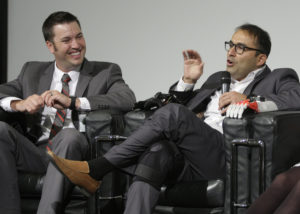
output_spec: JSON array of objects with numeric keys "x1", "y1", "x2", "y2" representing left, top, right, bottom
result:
[
  {"x1": 121, "y1": 141, "x2": 182, "y2": 214},
  {"x1": 0, "y1": 121, "x2": 88, "y2": 214},
  {"x1": 104, "y1": 103, "x2": 226, "y2": 214},
  {"x1": 37, "y1": 128, "x2": 89, "y2": 214}
]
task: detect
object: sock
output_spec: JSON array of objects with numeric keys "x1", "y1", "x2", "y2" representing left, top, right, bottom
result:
[{"x1": 88, "y1": 157, "x2": 115, "y2": 180}]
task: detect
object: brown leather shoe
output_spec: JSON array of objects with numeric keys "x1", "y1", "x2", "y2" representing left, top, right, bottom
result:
[{"x1": 47, "y1": 150, "x2": 101, "y2": 197}]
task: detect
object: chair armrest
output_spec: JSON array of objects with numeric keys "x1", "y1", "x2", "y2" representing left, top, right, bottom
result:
[
  {"x1": 251, "y1": 111, "x2": 300, "y2": 177},
  {"x1": 0, "y1": 107, "x2": 10, "y2": 121},
  {"x1": 0, "y1": 107, "x2": 24, "y2": 122},
  {"x1": 85, "y1": 109, "x2": 125, "y2": 144},
  {"x1": 224, "y1": 110, "x2": 300, "y2": 176},
  {"x1": 123, "y1": 109, "x2": 153, "y2": 136},
  {"x1": 85, "y1": 109, "x2": 153, "y2": 143},
  {"x1": 223, "y1": 111, "x2": 300, "y2": 214},
  {"x1": 85, "y1": 109, "x2": 132, "y2": 205},
  {"x1": 0, "y1": 107, "x2": 26, "y2": 134}
]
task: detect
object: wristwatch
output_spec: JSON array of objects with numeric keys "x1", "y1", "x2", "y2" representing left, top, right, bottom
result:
[
  {"x1": 69, "y1": 96, "x2": 77, "y2": 110},
  {"x1": 248, "y1": 95, "x2": 265, "y2": 102}
]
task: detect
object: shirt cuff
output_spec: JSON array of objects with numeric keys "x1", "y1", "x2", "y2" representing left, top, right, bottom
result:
[
  {"x1": 0, "y1": 97, "x2": 21, "y2": 112},
  {"x1": 174, "y1": 77, "x2": 195, "y2": 92},
  {"x1": 78, "y1": 97, "x2": 91, "y2": 110},
  {"x1": 257, "y1": 100, "x2": 278, "y2": 112}
]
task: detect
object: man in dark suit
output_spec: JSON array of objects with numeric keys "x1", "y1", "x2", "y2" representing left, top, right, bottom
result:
[
  {"x1": 48, "y1": 24, "x2": 300, "y2": 214},
  {"x1": 0, "y1": 11, "x2": 135, "y2": 214}
]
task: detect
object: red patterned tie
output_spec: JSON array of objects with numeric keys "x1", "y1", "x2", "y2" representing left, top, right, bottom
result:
[{"x1": 49, "y1": 74, "x2": 71, "y2": 140}]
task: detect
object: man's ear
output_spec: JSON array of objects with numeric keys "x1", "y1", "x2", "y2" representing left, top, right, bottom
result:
[
  {"x1": 46, "y1": 40, "x2": 55, "y2": 54},
  {"x1": 257, "y1": 54, "x2": 267, "y2": 67}
]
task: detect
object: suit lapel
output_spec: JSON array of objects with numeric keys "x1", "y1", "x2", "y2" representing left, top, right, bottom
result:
[
  {"x1": 28, "y1": 62, "x2": 54, "y2": 133},
  {"x1": 187, "y1": 72, "x2": 223, "y2": 111},
  {"x1": 75, "y1": 59, "x2": 93, "y2": 97},
  {"x1": 187, "y1": 67, "x2": 271, "y2": 111},
  {"x1": 243, "y1": 66, "x2": 271, "y2": 96},
  {"x1": 37, "y1": 62, "x2": 55, "y2": 95}
]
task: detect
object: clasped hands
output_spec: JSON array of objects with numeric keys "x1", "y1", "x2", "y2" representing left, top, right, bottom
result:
[{"x1": 11, "y1": 90, "x2": 72, "y2": 114}]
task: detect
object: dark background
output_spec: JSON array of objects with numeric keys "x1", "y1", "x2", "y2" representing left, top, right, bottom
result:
[{"x1": 0, "y1": 0, "x2": 8, "y2": 83}]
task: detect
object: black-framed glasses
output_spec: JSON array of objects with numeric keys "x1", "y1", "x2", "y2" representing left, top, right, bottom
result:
[{"x1": 225, "y1": 41, "x2": 264, "y2": 55}]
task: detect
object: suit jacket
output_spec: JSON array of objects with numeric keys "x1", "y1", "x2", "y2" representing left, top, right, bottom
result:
[
  {"x1": 170, "y1": 66, "x2": 300, "y2": 113},
  {"x1": 0, "y1": 59, "x2": 136, "y2": 141}
]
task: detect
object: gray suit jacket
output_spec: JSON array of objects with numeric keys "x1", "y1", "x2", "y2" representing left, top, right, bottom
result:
[
  {"x1": 0, "y1": 59, "x2": 136, "y2": 141},
  {"x1": 170, "y1": 66, "x2": 300, "y2": 113}
]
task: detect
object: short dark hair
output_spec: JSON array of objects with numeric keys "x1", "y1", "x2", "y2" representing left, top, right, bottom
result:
[
  {"x1": 42, "y1": 11, "x2": 81, "y2": 42},
  {"x1": 236, "y1": 23, "x2": 271, "y2": 57}
]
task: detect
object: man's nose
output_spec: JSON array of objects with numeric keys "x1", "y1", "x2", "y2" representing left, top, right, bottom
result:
[
  {"x1": 228, "y1": 46, "x2": 236, "y2": 56},
  {"x1": 71, "y1": 39, "x2": 80, "y2": 48}
]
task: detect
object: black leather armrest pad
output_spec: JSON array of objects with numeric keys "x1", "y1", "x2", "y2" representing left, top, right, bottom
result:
[
  {"x1": 85, "y1": 109, "x2": 125, "y2": 143},
  {"x1": 251, "y1": 111, "x2": 300, "y2": 177},
  {"x1": 0, "y1": 107, "x2": 26, "y2": 134},
  {"x1": 123, "y1": 110, "x2": 153, "y2": 136},
  {"x1": 158, "y1": 179, "x2": 224, "y2": 208}
]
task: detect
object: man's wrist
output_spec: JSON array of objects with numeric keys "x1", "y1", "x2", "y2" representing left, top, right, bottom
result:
[
  {"x1": 10, "y1": 100, "x2": 22, "y2": 112},
  {"x1": 69, "y1": 96, "x2": 77, "y2": 110},
  {"x1": 182, "y1": 76, "x2": 197, "y2": 84},
  {"x1": 176, "y1": 77, "x2": 195, "y2": 92}
]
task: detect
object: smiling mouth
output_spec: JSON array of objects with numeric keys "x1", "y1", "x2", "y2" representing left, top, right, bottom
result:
[
  {"x1": 69, "y1": 50, "x2": 81, "y2": 56},
  {"x1": 68, "y1": 50, "x2": 82, "y2": 59},
  {"x1": 70, "y1": 52, "x2": 80, "y2": 56}
]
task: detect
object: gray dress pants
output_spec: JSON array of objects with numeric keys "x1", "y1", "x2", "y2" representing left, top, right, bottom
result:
[
  {"x1": 0, "y1": 121, "x2": 88, "y2": 214},
  {"x1": 104, "y1": 103, "x2": 226, "y2": 214}
]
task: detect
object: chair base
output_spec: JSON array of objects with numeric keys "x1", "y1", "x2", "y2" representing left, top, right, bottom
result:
[{"x1": 154, "y1": 205, "x2": 223, "y2": 214}]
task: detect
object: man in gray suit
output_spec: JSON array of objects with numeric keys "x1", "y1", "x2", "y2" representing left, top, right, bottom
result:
[
  {"x1": 48, "y1": 24, "x2": 300, "y2": 214},
  {"x1": 0, "y1": 11, "x2": 135, "y2": 214}
]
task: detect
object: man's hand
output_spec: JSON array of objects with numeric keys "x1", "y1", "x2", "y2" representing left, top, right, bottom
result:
[
  {"x1": 219, "y1": 92, "x2": 247, "y2": 115},
  {"x1": 182, "y1": 50, "x2": 204, "y2": 84},
  {"x1": 11, "y1": 94, "x2": 44, "y2": 114},
  {"x1": 42, "y1": 90, "x2": 71, "y2": 110},
  {"x1": 226, "y1": 99, "x2": 259, "y2": 119}
]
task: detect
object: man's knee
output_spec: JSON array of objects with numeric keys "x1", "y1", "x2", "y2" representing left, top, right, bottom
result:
[
  {"x1": 0, "y1": 121, "x2": 11, "y2": 134},
  {"x1": 155, "y1": 103, "x2": 185, "y2": 116},
  {"x1": 151, "y1": 103, "x2": 194, "y2": 124},
  {"x1": 52, "y1": 128, "x2": 88, "y2": 151},
  {"x1": 134, "y1": 142, "x2": 184, "y2": 189}
]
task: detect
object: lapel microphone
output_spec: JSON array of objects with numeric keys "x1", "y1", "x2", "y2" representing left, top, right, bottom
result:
[{"x1": 221, "y1": 71, "x2": 231, "y2": 94}]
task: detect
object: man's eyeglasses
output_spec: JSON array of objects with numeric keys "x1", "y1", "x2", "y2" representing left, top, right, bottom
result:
[{"x1": 225, "y1": 41, "x2": 264, "y2": 55}]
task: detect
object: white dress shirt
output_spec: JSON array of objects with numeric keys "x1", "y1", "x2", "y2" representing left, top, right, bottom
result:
[
  {"x1": 0, "y1": 62, "x2": 91, "y2": 141},
  {"x1": 175, "y1": 66, "x2": 265, "y2": 133}
]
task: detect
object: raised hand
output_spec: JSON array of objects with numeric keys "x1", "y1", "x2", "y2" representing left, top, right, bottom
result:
[{"x1": 182, "y1": 49, "x2": 204, "y2": 84}]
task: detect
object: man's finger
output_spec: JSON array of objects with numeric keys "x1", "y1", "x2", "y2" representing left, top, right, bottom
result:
[{"x1": 226, "y1": 104, "x2": 233, "y2": 117}]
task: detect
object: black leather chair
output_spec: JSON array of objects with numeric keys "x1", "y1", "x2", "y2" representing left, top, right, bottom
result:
[
  {"x1": 4, "y1": 107, "x2": 300, "y2": 214},
  {"x1": 85, "y1": 109, "x2": 300, "y2": 214},
  {"x1": 223, "y1": 111, "x2": 300, "y2": 214},
  {"x1": 0, "y1": 108, "x2": 96, "y2": 214}
]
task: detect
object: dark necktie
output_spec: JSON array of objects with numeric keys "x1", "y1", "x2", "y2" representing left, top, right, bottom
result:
[{"x1": 49, "y1": 74, "x2": 71, "y2": 140}]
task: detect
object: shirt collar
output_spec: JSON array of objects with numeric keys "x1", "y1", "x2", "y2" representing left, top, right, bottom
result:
[
  {"x1": 231, "y1": 65, "x2": 266, "y2": 84},
  {"x1": 54, "y1": 62, "x2": 80, "y2": 83}
]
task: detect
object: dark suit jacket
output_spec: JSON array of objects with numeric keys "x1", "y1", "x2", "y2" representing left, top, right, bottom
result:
[
  {"x1": 0, "y1": 59, "x2": 136, "y2": 141},
  {"x1": 170, "y1": 66, "x2": 300, "y2": 113}
]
